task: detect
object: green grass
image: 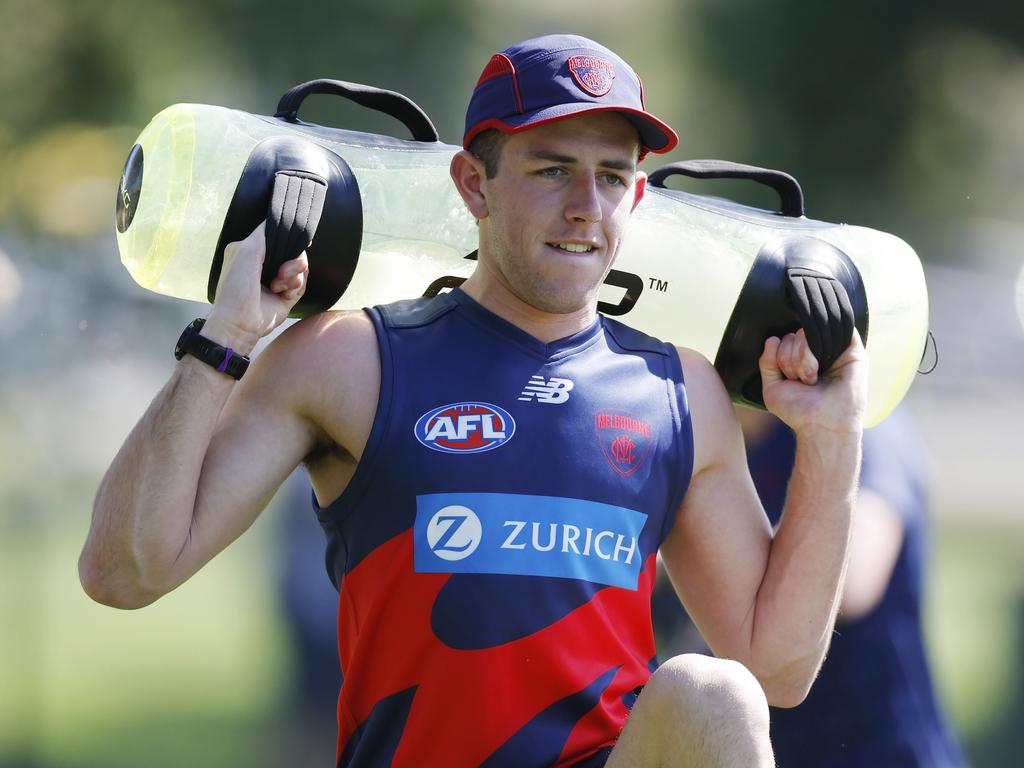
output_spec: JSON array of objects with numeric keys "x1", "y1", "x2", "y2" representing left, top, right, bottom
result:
[
  {"x1": 925, "y1": 519, "x2": 1024, "y2": 766},
  {"x1": 0, "y1": 481, "x2": 291, "y2": 768}
]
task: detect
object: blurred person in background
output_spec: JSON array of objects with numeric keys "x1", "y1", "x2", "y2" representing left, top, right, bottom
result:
[
  {"x1": 276, "y1": 470, "x2": 343, "y2": 766},
  {"x1": 656, "y1": 404, "x2": 968, "y2": 767}
]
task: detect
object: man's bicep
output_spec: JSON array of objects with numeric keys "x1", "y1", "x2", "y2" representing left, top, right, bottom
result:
[
  {"x1": 661, "y1": 457, "x2": 773, "y2": 659},
  {"x1": 661, "y1": 348, "x2": 773, "y2": 660}
]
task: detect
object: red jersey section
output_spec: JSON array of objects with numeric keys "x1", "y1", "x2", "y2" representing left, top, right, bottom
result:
[{"x1": 336, "y1": 531, "x2": 658, "y2": 766}]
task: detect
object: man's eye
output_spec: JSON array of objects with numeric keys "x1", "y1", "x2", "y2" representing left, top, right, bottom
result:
[
  {"x1": 537, "y1": 167, "x2": 567, "y2": 178},
  {"x1": 601, "y1": 173, "x2": 627, "y2": 187}
]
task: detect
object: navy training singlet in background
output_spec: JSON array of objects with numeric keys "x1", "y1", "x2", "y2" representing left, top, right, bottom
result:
[
  {"x1": 316, "y1": 288, "x2": 694, "y2": 767},
  {"x1": 749, "y1": 407, "x2": 968, "y2": 768}
]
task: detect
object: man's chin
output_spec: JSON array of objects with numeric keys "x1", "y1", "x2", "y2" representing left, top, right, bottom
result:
[{"x1": 519, "y1": 284, "x2": 599, "y2": 316}]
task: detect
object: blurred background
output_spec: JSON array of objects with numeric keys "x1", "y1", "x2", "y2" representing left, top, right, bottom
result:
[{"x1": 1, "y1": 0, "x2": 1022, "y2": 765}]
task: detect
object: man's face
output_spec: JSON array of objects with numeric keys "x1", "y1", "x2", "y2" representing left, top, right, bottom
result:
[{"x1": 477, "y1": 112, "x2": 644, "y2": 315}]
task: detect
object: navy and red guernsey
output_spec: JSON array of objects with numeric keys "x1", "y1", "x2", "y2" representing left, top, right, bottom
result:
[{"x1": 315, "y1": 288, "x2": 694, "y2": 767}]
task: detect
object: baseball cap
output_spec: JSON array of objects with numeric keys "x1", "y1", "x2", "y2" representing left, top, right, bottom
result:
[{"x1": 463, "y1": 34, "x2": 679, "y2": 157}]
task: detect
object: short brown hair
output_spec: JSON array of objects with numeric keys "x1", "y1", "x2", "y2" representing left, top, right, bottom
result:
[{"x1": 468, "y1": 129, "x2": 509, "y2": 179}]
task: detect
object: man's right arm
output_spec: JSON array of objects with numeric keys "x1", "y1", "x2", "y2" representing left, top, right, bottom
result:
[
  {"x1": 80, "y1": 324, "x2": 318, "y2": 608},
  {"x1": 78, "y1": 223, "x2": 377, "y2": 608}
]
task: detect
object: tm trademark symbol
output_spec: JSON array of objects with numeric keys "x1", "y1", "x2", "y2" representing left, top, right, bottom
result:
[{"x1": 648, "y1": 278, "x2": 669, "y2": 292}]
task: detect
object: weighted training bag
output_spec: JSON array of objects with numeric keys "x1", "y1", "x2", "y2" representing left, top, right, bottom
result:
[{"x1": 114, "y1": 79, "x2": 928, "y2": 426}]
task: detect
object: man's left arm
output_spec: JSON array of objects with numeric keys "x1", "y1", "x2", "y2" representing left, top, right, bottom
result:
[{"x1": 660, "y1": 331, "x2": 867, "y2": 708}]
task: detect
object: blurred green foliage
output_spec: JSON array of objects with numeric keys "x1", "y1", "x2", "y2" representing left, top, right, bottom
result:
[{"x1": 682, "y1": 1, "x2": 1024, "y2": 252}]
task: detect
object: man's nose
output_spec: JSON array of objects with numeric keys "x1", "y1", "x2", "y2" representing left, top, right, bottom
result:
[{"x1": 564, "y1": 175, "x2": 602, "y2": 224}]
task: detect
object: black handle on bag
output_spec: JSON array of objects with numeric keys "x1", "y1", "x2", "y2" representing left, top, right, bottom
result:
[
  {"x1": 649, "y1": 159, "x2": 805, "y2": 218},
  {"x1": 274, "y1": 79, "x2": 439, "y2": 143}
]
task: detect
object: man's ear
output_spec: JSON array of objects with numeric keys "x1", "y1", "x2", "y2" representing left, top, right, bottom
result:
[
  {"x1": 450, "y1": 150, "x2": 489, "y2": 220},
  {"x1": 631, "y1": 171, "x2": 647, "y2": 212}
]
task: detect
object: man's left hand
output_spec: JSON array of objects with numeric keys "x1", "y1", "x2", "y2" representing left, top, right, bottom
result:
[{"x1": 759, "y1": 329, "x2": 867, "y2": 435}]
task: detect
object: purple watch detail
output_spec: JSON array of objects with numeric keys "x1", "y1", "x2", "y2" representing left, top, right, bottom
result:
[{"x1": 216, "y1": 348, "x2": 235, "y2": 373}]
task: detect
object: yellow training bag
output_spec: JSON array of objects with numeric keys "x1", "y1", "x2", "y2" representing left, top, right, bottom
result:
[{"x1": 115, "y1": 80, "x2": 928, "y2": 426}]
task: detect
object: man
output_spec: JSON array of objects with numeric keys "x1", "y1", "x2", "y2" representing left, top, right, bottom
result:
[{"x1": 80, "y1": 35, "x2": 866, "y2": 766}]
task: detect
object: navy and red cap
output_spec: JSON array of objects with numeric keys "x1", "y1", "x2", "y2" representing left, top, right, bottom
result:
[{"x1": 463, "y1": 34, "x2": 679, "y2": 158}]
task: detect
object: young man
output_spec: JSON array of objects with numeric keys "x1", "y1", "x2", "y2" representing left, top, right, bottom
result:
[{"x1": 81, "y1": 35, "x2": 866, "y2": 767}]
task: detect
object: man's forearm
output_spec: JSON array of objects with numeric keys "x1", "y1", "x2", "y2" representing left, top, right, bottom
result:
[
  {"x1": 748, "y1": 427, "x2": 861, "y2": 706},
  {"x1": 80, "y1": 358, "x2": 236, "y2": 608}
]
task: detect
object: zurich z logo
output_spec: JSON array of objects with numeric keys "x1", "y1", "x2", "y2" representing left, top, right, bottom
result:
[
  {"x1": 518, "y1": 376, "x2": 574, "y2": 404},
  {"x1": 415, "y1": 402, "x2": 515, "y2": 454},
  {"x1": 426, "y1": 506, "x2": 482, "y2": 561}
]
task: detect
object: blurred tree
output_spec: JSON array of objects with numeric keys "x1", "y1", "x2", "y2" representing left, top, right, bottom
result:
[
  {"x1": 0, "y1": 0, "x2": 476, "y2": 236},
  {"x1": 0, "y1": 0, "x2": 476, "y2": 137},
  {"x1": 668, "y1": 1, "x2": 1024, "y2": 254}
]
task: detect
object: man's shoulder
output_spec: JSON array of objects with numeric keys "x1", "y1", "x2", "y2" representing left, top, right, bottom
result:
[
  {"x1": 279, "y1": 308, "x2": 377, "y2": 352},
  {"x1": 254, "y1": 309, "x2": 382, "y2": 459},
  {"x1": 254, "y1": 309, "x2": 380, "y2": 391},
  {"x1": 598, "y1": 319, "x2": 713, "y2": 389}
]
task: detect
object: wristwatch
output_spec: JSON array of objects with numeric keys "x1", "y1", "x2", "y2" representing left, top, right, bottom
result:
[{"x1": 174, "y1": 318, "x2": 250, "y2": 380}]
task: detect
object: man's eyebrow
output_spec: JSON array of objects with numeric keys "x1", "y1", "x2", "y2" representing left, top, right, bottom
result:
[
  {"x1": 527, "y1": 150, "x2": 636, "y2": 171},
  {"x1": 528, "y1": 150, "x2": 578, "y2": 164},
  {"x1": 600, "y1": 158, "x2": 637, "y2": 172}
]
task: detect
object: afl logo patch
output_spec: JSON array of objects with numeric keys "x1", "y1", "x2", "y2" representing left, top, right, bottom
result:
[
  {"x1": 415, "y1": 402, "x2": 516, "y2": 454},
  {"x1": 567, "y1": 55, "x2": 615, "y2": 97}
]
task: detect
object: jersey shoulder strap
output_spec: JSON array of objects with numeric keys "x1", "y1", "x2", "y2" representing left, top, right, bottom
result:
[
  {"x1": 601, "y1": 315, "x2": 675, "y2": 357},
  {"x1": 376, "y1": 292, "x2": 459, "y2": 329}
]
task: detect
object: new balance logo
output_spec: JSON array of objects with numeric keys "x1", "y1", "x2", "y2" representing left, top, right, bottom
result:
[{"x1": 518, "y1": 376, "x2": 574, "y2": 404}]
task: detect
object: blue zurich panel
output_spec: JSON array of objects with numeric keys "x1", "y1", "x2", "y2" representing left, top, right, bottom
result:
[{"x1": 414, "y1": 492, "x2": 648, "y2": 591}]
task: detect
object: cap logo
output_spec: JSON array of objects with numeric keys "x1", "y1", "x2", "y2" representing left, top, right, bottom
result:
[{"x1": 567, "y1": 55, "x2": 615, "y2": 97}]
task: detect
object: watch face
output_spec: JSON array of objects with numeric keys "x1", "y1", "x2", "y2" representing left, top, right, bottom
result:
[{"x1": 175, "y1": 319, "x2": 205, "y2": 360}]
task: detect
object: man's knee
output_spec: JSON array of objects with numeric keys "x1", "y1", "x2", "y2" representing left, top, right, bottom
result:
[
  {"x1": 609, "y1": 655, "x2": 773, "y2": 767},
  {"x1": 644, "y1": 654, "x2": 770, "y2": 732}
]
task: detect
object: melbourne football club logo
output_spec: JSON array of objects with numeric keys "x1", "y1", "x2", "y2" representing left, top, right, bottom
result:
[
  {"x1": 426, "y1": 505, "x2": 482, "y2": 561},
  {"x1": 595, "y1": 410, "x2": 655, "y2": 476},
  {"x1": 415, "y1": 402, "x2": 516, "y2": 454},
  {"x1": 567, "y1": 55, "x2": 615, "y2": 97}
]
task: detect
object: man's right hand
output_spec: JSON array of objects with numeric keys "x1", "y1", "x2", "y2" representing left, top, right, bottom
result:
[{"x1": 203, "y1": 221, "x2": 310, "y2": 355}]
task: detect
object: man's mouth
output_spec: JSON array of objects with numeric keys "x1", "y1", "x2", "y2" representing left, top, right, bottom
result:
[{"x1": 549, "y1": 242, "x2": 596, "y2": 253}]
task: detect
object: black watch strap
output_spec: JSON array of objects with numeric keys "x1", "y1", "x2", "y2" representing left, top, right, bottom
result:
[{"x1": 174, "y1": 318, "x2": 251, "y2": 380}]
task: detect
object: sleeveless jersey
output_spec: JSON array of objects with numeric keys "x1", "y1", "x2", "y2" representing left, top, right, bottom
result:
[{"x1": 316, "y1": 288, "x2": 693, "y2": 767}]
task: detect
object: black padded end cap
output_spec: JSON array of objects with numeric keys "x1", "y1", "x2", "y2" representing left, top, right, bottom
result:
[
  {"x1": 209, "y1": 136, "x2": 364, "y2": 319},
  {"x1": 714, "y1": 236, "x2": 868, "y2": 409}
]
